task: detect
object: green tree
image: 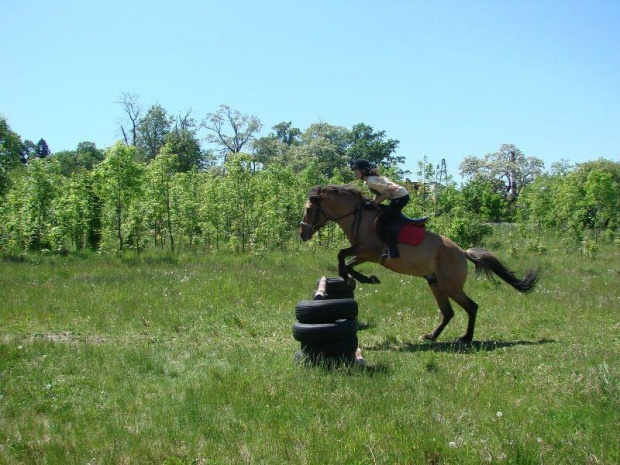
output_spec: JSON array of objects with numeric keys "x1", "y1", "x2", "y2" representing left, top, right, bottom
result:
[
  {"x1": 253, "y1": 164, "x2": 307, "y2": 248},
  {"x1": 346, "y1": 123, "x2": 402, "y2": 173},
  {"x1": 93, "y1": 142, "x2": 143, "y2": 253},
  {"x1": 53, "y1": 173, "x2": 89, "y2": 251},
  {"x1": 293, "y1": 122, "x2": 349, "y2": 179},
  {"x1": 53, "y1": 142, "x2": 105, "y2": 176},
  {"x1": 0, "y1": 116, "x2": 27, "y2": 196},
  {"x1": 253, "y1": 121, "x2": 302, "y2": 169},
  {"x1": 584, "y1": 169, "x2": 619, "y2": 240},
  {"x1": 219, "y1": 154, "x2": 257, "y2": 251},
  {"x1": 145, "y1": 146, "x2": 179, "y2": 251},
  {"x1": 459, "y1": 144, "x2": 544, "y2": 204},
  {"x1": 172, "y1": 169, "x2": 203, "y2": 248},
  {"x1": 35, "y1": 139, "x2": 51, "y2": 158},
  {"x1": 517, "y1": 174, "x2": 560, "y2": 231},
  {"x1": 22, "y1": 159, "x2": 61, "y2": 251},
  {"x1": 0, "y1": 169, "x2": 28, "y2": 253},
  {"x1": 136, "y1": 104, "x2": 172, "y2": 161},
  {"x1": 459, "y1": 178, "x2": 507, "y2": 222},
  {"x1": 164, "y1": 128, "x2": 206, "y2": 172}
]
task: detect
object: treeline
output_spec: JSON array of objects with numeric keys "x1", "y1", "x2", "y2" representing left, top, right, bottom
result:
[{"x1": 1, "y1": 108, "x2": 619, "y2": 256}]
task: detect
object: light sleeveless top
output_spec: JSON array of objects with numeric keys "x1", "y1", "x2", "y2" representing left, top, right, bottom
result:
[{"x1": 365, "y1": 175, "x2": 408, "y2": 199}]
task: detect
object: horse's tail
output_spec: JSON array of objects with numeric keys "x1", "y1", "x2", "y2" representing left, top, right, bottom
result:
[{"x1": 465, "y1": 248, "x2": 539, "y2": 294}]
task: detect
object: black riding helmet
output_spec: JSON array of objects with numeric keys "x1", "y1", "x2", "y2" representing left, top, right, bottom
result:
[{"x1": 351, "y1": 159, "x2": 373, "y2": 176}]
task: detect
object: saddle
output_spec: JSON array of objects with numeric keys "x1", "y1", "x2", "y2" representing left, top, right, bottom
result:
[{"x1": 374, "y1": 208, "x2": 428, "y2": 247}]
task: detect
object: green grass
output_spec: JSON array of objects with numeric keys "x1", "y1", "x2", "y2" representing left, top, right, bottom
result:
[{"x1": 1, "y1": 237, "x2": 619, "y2": 464}]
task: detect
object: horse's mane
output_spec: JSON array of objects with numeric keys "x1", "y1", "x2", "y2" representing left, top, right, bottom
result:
[{"x1": 308, "y1": 184, "x2": 370, "y2": 203}]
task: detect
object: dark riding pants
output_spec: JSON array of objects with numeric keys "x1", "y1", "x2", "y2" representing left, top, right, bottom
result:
[{"x1": 383, "y1": 195, "x2": 410, "y2": 226}]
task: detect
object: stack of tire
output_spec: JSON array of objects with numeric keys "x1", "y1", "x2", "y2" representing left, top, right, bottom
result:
[{"x1": 293, "y1": 277, "x2": 359, "y2": 364}]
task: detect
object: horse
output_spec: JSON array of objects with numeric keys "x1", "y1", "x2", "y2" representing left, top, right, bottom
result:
[{"x1": 298, "y1": 184, "x2": 539, "y2": 343}]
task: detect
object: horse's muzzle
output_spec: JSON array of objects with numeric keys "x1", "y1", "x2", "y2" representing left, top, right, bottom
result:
[{"x1": 299, "y1": 222, "x2": 313, "y2": 241}]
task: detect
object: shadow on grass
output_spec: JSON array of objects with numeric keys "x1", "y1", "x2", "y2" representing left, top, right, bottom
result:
[
  {"x1": 294, "y1": 350, "x2": 392, "y2": 376},
  {"x1": 365, "y1": 338, "x2": 555, "y2": 354}
]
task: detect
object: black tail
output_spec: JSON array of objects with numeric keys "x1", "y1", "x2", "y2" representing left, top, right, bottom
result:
[{"x1": 465, "y1": 248, "x2": 539, "y2": 294}]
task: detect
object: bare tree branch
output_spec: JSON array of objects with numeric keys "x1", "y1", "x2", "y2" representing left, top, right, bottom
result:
[{"x1": 117, "y1": 93, "x2": 142, "y2": 146}]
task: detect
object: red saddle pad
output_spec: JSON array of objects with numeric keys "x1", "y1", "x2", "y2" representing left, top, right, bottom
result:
[{"x1": 397, "y1": 224, "x2": 425, "y2": 246}]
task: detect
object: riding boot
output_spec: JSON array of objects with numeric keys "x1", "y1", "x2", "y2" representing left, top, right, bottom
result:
[{"x1": 382, "y1": 226, "x2": 400, "y2": 259}]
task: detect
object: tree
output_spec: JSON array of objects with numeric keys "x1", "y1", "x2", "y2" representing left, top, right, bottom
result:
[
  {"x1": 164, "y1": 113, "x2": 208, "y2": 172},
  {"x1": 459, "y1": 178, "x2": 507, "y2": 222},
  {"x1": 22, "y1": 140, "x2": 36, "y2": 163},
  {"x1": 584, "y1": 170, "x2": 617, "y2": 240},
  {"x1": 172, "y1": 169, "x2": 203, "y2": 247},
  {"x1": 202, "y1": 105, "x2": 262, "y2": 162},
  {"x1": 295, "y1": 122, "x2": 350, "y2": 179},
  {"x1": 0, "y1": 116, "x2": 26, "y2": 196},
  {"x1": 163, "y1": 129, "x2": 205, "y2": 172},
  {"x1": 145, "y1": 146, "x2": 178, "y2": 250},
  {"x1": 53, "y1": 142, "x2": 104, "y2": 176},
  {"x1": 75, "y1": 142, "x2": 104, "y2": 170},
  {"x1": 35, "y1": 139, "x2": 51, "y2": 158},
  {"x1": 118, "y1": 93, "x2": 142, "y2": 147},
  {"x1": 136, "y1": 104, "x2": 172, "y2": 162},
  {"x1": 273, "y1": 121, "x2": 302, "y2": 146},
  {"x1": 22, "y1": 158, "x2": 61, "y2": 251},
  {"x1": 346, "y1": 123, "x2": 402, "y2": 172},
  {"x1": 93, "y1": 142, "x2": 143, "y2": 253},
  {"x1": 459, "y1": 144, "x2": 544, "y2": 203},
  {"x1": 253, "y1": 122, "x2": 302, "y2": 170}
]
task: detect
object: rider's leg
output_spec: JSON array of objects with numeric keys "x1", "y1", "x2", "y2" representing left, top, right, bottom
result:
[{"x1": 382, "y1": 195, "x2": 409, "y2": 259}]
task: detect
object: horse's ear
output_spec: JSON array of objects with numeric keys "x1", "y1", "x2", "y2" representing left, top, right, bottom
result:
[{"x1": 308, "y1": 186, "x2": 322, "y2": 203}]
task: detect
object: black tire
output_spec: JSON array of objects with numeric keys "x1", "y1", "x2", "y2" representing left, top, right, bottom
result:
[
  {"x1": 315, "y1": 277, "x2": 356, "y2": 294},
  {"x1": 301, "y1": 336, "x2": 358, "y2": 357},
  {"x1": 292, "y1": 319, "x2": 357, "y2": 344},
  {"x1": 295, "y1": 299, "x2": 358, "y2": 324}
]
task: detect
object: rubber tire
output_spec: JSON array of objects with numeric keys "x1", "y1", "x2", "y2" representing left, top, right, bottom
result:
[
  {"x1": 315, "y1": 277, "x2": 356, "y2": 294},
  {"x1": 292, "y1": 319, "x2": 357, "y2": 344},
  {"x1": 301, "y1": 336, "x2": 358, "y2": 357},
  {"x1": 295, "y1": 299, "x2": 358, "y2": 324}
]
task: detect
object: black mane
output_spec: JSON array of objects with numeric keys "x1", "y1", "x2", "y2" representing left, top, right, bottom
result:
[{"x1": 308, "y1": 184, "x2": 369, "y2": 203}]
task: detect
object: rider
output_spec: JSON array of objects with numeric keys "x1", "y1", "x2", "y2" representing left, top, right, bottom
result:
[{"x1": 351, "y1": 159, "x2": 409, "y2": 259}]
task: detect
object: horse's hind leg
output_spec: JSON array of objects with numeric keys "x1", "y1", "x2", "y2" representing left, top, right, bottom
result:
[
  {"x1": 449, "y1": 290, "x2": 479, "y2": 343},
  {"x1": 421, "y1": 275, "x2": 455, "y2": 341}
]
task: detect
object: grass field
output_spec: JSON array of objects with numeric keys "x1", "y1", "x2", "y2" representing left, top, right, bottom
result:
[{"x1": 1, "y1": 235, "x2": 619, "y2": 464}]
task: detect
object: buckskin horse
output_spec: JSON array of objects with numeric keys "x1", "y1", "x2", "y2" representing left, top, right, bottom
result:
[{"x1": 299, "y1": 185, "x2": 539, "y2": 343}]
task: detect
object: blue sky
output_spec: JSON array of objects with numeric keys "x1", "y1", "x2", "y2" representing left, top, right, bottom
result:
[{"x1": 2, "y1": 0, "x2": 619, "y2": 180}]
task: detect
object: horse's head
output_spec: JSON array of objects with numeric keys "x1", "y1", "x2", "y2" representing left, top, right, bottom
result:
[
  {"x1": 299, "y1": 185, "x2": 365, "y2": 241},
  {"x1": 299, "y1": 186, "x2": 325, "y2": 241}
]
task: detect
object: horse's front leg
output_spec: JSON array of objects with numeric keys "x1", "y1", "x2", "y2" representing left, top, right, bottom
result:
[
  {"x1": 338, "y1": 247, "x2": 381, "y2": 284},
  {"x1": 337, "y1": 246, "x2": 357, "y2": 280}
]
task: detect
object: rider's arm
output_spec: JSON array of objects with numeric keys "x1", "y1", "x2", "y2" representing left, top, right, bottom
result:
[
  {"x1": 373, "y1": 191, "x2": 391, "y2": 205},
  {"x1": 366, "y1": 175, "x2": 407, "y2": 205}
]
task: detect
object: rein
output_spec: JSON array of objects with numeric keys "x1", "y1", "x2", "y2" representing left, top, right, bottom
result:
[{"x1": 300, "y1": 199, "x2": 364, "y2": 242}]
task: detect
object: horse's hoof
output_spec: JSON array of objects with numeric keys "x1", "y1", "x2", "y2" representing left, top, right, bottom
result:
[
  {"x1": 420, "y1": 334, "x2": 435, "y2": 342},
  {"x1": 456, "y1": 337, "x2": 473, "y2": 345},
  {"x1": 369, "y1": 275, "x2": 381, "y2": 284}
]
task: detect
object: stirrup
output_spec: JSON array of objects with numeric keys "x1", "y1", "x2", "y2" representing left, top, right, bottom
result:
[{"x1": 382, "y1": 246, "x2": 400, "y2": 259}]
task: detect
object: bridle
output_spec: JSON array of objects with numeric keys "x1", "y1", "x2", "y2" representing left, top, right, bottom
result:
[{"x1": 300, "y1": 197, "x2": 363, "y2": 238}]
